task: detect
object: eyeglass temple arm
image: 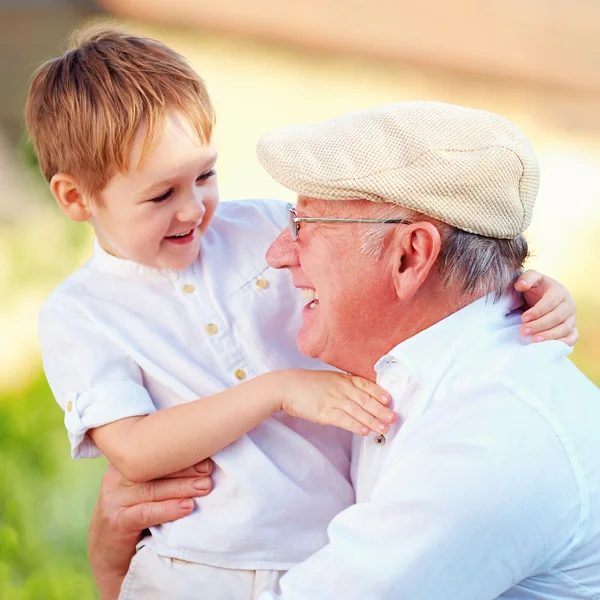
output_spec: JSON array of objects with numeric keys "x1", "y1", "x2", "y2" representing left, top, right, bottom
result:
[{"x1": 293, "y1": 217, "x2": 412, "y2": 225}]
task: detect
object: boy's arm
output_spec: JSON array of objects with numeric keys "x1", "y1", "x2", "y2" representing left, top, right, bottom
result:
[
  {"x1": 90, "y1": 371, "x2": 283, "y2": 482},
  {"x1": 91, "y1": 368, "x2": 395, "y2": 483}
]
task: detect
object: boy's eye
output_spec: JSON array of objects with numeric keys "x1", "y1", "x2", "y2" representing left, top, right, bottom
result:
[
  {"x1": 196, "y1": 169, "x2": 216, "y2": 182},
  {"x1": 149, "y1": 189, "x2": 173, "y2": 203}
]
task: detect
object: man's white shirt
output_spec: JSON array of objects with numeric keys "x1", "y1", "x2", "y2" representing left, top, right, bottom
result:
[
  {"x1": 39, "y1": 199, "x2": 353, "y2": 570},
  {"x1": 266, "y1": 294, "x2": 600, "y2": 599}
]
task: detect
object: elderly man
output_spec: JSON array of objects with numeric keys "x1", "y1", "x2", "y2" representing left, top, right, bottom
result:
[{"x1": 88, "y1": 102, "x2": 598, "y2": 599}]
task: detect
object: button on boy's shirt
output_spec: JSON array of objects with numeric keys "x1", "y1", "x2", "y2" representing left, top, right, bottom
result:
[
  {"x1": 263, "y1": 294, "x2": 600, "y2": 599},
  {"x1": 39, "y1": 198, "x2": 353, "y2": 570}
]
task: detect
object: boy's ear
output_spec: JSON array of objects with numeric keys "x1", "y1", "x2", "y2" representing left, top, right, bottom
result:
[{"x1": 50, "y1": 173, "x2": 92, "y2": 222}]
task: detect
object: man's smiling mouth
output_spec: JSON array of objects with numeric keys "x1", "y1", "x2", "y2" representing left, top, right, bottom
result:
[{"x1": 300, "y1": 288, "x2": 319, "y2": 309}]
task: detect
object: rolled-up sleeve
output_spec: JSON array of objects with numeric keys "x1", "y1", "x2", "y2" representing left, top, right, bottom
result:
[{"x1": 39, "y1": 298, "x2": 156, "y2": 459}]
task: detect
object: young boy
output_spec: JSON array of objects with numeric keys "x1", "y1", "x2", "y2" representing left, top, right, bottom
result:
[{"x1": 28, "y1": 27, "x2": 577, "y2": 599}]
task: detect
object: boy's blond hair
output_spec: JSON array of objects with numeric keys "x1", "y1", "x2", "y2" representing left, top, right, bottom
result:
[{"x1": 25, "y1": 25, "x2": 215, "y2": 199}]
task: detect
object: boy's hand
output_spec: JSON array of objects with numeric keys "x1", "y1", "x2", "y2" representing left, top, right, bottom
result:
[
  {"x1": 515, "y1": 270, "x2": 578, "y2": 345},
  {"x1": 280, "y1": 370, "x2": 397, "y2": 436},
  {"x1": 89, "y1": 460, "x2": 213, "y2": 599}
]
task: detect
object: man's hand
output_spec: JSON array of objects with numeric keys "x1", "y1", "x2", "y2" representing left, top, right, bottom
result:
[
  {"x1": 515, "y1": 270, "x2": 578, "y2": 345},
  {"x1": 88, "y1": 459, "x2": 213, "y2": 600}
]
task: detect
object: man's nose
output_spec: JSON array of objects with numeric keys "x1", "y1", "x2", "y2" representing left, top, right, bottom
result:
[{"x1": 266, "y1": 228, "x2": 299, "y2": 269}]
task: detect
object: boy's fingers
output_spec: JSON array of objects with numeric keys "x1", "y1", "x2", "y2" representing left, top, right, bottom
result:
[
  {"x1": 522, "y1": 301, "x2": 572, "y2": 336},
  {"x1": 532, "y1": 318, "x2": 577, "y2": 343},
  {"x1": 348, "y1": 391, "x2": 397, "y2": 424},
  {"x1": 119, "y1": 499, "x2": 195, "y2": 532},
  {"x1": 350, "y1": 376, "x2": 391, "y2": 405},
  {"x1": 341, "y1": 401, "x2": 390, "y2": 435},
  {"x1": 522, "y1": 292, "x2": 565, "y2": 324},
  {"x1": 515, "y1": 269, "x2": 543, "y2": 291},
  {"x1": 331, "y1": 410, "x2": 371, "y2": 436},
  {"x1": 557, "y1": 328, "x2": 579, "y2": 347}
]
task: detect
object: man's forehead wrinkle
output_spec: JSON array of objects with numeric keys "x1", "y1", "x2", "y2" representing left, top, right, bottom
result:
[
  {"x1": 297, "y1": 196, "x2": 329, "y2": 216},
  {"x1": 298, "y1": 196, "x2": 373, "y2": 217}
]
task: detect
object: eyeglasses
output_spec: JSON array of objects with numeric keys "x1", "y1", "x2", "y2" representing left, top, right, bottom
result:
[{"x1": 287, "y1": 203, "x2": 412, "y2": 241}]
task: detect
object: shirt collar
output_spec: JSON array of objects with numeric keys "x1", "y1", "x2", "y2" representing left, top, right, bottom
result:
[
  {"x1": 375, "y1": 292, "x2": 523, "y2": 385},
  {"x1": 90, "y1": 238, "x2": 195, "y2": 279}
]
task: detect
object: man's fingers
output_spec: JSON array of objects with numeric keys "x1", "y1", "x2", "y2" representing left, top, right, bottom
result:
[
  {"x1": 118, "y1": 499, "x2": 195, "y2": 532},
  {"x1": 128, "y1": 475, "x2": 212, "y2": 505},
  {"x1": 163, "y1": 459, "x2": 213, "y2": 479}
]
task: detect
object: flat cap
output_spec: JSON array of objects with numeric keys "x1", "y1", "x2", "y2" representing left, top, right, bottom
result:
[{"x1": 256, "y1": 101, "x2": 539, "y2": 239}]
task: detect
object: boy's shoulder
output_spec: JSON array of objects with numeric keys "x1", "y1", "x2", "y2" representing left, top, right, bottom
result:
[
  {"x1": 203, "y1": 198, "x2": 289, "y2": 272},
  {"x1": 40, "y1": 259, "x2": 98, "y2": 317},
  {"x1": 213, "y1": 198, "x2": 288, "y2": 231}
]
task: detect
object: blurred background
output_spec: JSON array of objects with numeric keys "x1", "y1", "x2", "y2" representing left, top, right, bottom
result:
[{"x1": 1, "y1": 0, "x2": 599, "y2": 597}]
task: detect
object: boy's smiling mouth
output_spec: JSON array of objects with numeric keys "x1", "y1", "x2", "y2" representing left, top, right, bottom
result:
[{"x1": 164, "y1": 227, "x2": 197, "y2": 244}]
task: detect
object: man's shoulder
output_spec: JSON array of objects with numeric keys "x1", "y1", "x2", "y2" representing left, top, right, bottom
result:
[{"x1": 480, "y1": 338, "x2": 599, "y2": 416}]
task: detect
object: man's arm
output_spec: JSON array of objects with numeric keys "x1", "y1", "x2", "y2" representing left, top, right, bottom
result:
[
  {"x1": 88, "y1": 460, "x2": 213, "y2": 600},
  {"x1": 264, "y1": 386, "x2": 581, "y2": 600}
]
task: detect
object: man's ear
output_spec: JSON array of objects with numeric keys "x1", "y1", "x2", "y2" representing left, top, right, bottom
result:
[
  {"x1": 389, "y1": 222, "x2": 441, "y2": 301},
  {"x1": 50, "y1": 173, "x2": 92, "y2": 222}
]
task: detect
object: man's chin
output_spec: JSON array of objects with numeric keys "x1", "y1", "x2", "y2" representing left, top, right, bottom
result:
[{"x1": 296, "y1": 328, "x2": 322, "y2": 360}]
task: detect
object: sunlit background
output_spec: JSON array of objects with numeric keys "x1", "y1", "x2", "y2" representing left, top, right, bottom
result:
[{"x1": 1, "y1": 0, "x2": 599, "y2": 597}]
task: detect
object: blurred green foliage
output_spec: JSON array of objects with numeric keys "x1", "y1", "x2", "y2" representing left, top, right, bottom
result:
[
  {"x1": 0, "y1": 144, "x2": 104, "y2": 598},
  {"x1": 0, "y1": 377, "x2": 105, "y2": 599}
]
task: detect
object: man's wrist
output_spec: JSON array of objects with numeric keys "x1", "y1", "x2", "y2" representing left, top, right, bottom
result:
[
  {"x1": 88, "y1": 536, "x2": 136, "y2": 600},
  {"x1": 88, "y1": 504, "x2": 139, "y2": 600}
]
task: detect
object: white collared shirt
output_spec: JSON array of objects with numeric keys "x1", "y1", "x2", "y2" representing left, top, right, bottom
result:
[
  {"x1": 39, "y1": 198, "x2": 354, "y2": 570},
  {"x1": 267, "y1": 294, "x2": 600, "y2": 599}
]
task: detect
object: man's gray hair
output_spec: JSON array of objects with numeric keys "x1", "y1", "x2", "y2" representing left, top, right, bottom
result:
[{"x1": 360, "y1": 205, "x2": 529, "y2": 299}]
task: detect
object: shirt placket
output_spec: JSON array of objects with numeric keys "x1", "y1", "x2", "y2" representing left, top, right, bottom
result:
[
  {"x1": 357, "y1": 358, "x2": 413, "y2": 501},
  {"x1": 174, "y1": 266, "x2": 255, "y2": 387}
]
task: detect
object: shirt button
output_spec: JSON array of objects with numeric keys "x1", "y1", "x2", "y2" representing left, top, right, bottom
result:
[
  {"x1": 375, "y1": 434, "x2": 386, "y2": 446},
  {"x1": 205, "y1": 323, "x2": 218, "y2": 335},
  {"x1": 66, "y1": 401, "x2": 73, "y2": 413},
  {"x1": 234, "y1": 369, "x2": 247, "y2": 381},
  {"x1": 256, "y1": 278, "x2": 269, "y2": 289},
  {"x1": 182, "y1": 284, "x2": 195, "y2": 294}
]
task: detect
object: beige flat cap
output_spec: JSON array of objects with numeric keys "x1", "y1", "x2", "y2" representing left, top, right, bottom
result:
[{"x1": 256, "y1": 101, "x2": 539, "y2": 239}]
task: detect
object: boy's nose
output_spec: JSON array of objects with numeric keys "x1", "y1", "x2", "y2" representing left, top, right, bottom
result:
[
  {"x1": 179, "y1": 195, "x2": 206, "y2": 223},
  {"x1": 266, "y1": 228, "x2": 299, "y2": 270}
]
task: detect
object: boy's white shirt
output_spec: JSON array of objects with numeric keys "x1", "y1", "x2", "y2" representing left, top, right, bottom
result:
[{"x1": 39, "y1": 198, "x2": 354, "y2": 570}]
